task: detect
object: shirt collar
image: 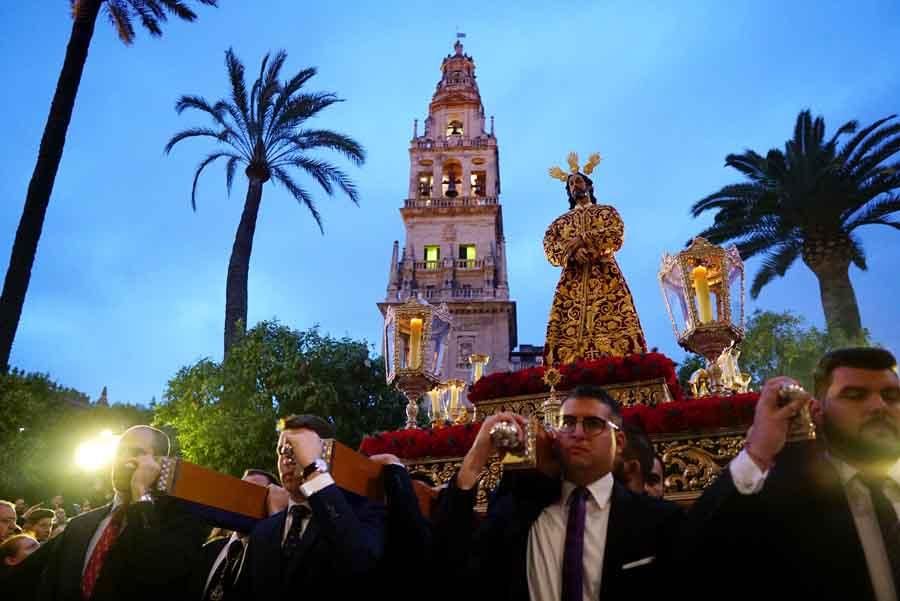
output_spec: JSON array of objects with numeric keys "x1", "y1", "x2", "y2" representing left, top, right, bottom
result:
[
  {"x1": 287, "y1": 498, "x2": 311, "y2": 512},
  {"x1": 825, "y1": 453, "x2": 900, "y2": 488},
  {"x1": 561, "y1": 473, "x2": 614, "y2": 509}
]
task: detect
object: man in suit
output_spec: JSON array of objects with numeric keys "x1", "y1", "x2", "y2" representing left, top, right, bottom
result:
[
  {"x1": 237, "y1": 414, "x2": 386, "y2": 599},
  {"x1": 28, "y1": 425, "x2": 208, "y2": 601},
  {"x1": 197, "y1": 469, "x2": 280, "y2": 601},
  {"x1": 436, "y1": 384, "x2": 683, "y2": 601},
  {"x1": 614, "y1": 423, "x2": 656, "y2": 495},
  {"x1": 688, "y1": 347, "x2": 900, "y2": 601}
]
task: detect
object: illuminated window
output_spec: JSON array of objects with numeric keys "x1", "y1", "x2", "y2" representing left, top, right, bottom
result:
[
  {"x1": 459, "y1": 244, "x2": 477, "y2": 268},
  {"x1": 424, "y1": 245, "x2": 440, "y2": 269}
]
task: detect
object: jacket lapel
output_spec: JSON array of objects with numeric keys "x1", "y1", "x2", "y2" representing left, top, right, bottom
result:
[
  {"x1": 58, "y1": 504, "x2": 110, "y2": 599},
  {"x1": 282, "y1": 515, "x2": 320, "y2": 585},
  {"x1": 598, "y1": 483, "x2": 630, "y2": 599}
]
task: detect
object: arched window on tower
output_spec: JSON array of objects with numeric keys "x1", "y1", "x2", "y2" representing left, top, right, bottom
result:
[
  {"x1": 446, "y1": 119, "x2": 464, "y2": 137},
  {"x1": 417, "y1": 173, "x2": 433, "y2": 198},
  {"x1": 442, "y1": 161, "x2": 462, "y2": 198},
  {"x1": 470, "y1": 171, "x2": 486, "y2": 197}
]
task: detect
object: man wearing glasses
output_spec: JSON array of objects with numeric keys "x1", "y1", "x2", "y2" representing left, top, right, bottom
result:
[{"x1": 434, "y1": 384, "x2": 683, "y2": 601}]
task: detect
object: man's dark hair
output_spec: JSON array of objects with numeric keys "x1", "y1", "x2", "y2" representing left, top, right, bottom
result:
[
  {"x1": 120, "y1": 425, "x2": 171, "y2": 457},
  {"x1": 813, "y1": 347, "x2": 898, "y2": 398},
  {"x1": 565, "y1": 173, "x2": 599, "y2": 210},
  {"x1": 622, "y1": 424, "x2": 655, "y2": 480},
  {"x1": 242, "y1": 468, "x2": 279, "y2": 486},
  {"x1": 1, "y1": 534, "x2": 36, "y2": 562},
  {"x1": 23, "y1": 508, "x2": 54, "y2": 525},
  {"x1": 277, "y1": 414, "x2": 335, "y2": 439},
  {"x1": 566, "y1": 384, "x2": 621, "y2": 424}
]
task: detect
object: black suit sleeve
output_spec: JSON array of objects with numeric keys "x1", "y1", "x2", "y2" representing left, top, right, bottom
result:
[
  {"x1": 307, "y1": 483, "x2": 385, "y2": 577},
  {"x1": 382, "y1": 464, "x2": 432, "y2": 564}
]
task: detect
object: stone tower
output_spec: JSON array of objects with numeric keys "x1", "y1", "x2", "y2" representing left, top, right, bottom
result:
[{"x1": 380, "y1": 40, "x2": 517, "y2": 381}]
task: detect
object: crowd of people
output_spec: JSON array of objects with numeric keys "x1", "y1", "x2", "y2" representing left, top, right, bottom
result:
[{"x1": 0, "y1": 346, "x2": 897, "y2": 601}]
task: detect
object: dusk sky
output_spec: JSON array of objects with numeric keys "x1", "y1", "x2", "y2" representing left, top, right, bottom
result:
[{"x1": 2, "y1": 1, "x2": 899, "y2": 404}]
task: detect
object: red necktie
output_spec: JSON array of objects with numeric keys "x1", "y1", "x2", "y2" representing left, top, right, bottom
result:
[{"x1": 82, "y1": 506, "x2": 125, "y2": 599}]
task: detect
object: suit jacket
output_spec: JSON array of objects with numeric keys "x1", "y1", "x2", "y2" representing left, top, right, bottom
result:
[
  {"x1": 435, "y1": 469, "x2": 684, "y2": 601},
  {"x1": 237, "y1": 483, "x2": 385, "y2": 599},
  {"x1": 34, "y1": 497, "x2": 208, "y2": 601},
  {"x1": 378, "y1": 465, "x2": 432, "y2": 601},
  {"x1": 685, "y1": 441, "x2": 880, "y2": 601},
  {"x1": 193, "y1": 537, "x2": 227, "y2": 600}
]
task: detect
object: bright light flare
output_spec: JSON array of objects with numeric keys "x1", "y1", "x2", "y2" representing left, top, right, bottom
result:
[{"x1": 75, "y1": 430, "x2": 120, "y2": 472}]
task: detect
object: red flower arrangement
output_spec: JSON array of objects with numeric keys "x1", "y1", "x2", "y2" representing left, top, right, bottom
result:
[
  {"x1": 467, "y1": 352, "x2": 683, "y2": 403},
  {"x1": 359, "y1": 392, "x2": 760, "y2": 461}
]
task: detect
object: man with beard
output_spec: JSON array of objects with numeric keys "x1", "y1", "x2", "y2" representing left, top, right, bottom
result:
[{"x1": 687, "y1": 347, "x2": 900, "y2": 601}]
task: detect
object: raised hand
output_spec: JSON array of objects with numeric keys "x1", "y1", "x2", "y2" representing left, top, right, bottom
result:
[
  {"x1": 457, "y1": 412, "x2": 528, "y2": 490},
  {"x1": 745, "y1": 376, "x2": 811, "y2": 470}
]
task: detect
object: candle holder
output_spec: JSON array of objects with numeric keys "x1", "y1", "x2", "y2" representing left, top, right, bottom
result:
[
  {"x1": 445, "y1": 379, "x2": 467, "y2": 424},
  {"x1": 384, "y1": 297, "x2": 453, "y2": 428},
  {"x1": 659, "y1": 237, "x2": 746, "y2": 394},
  {"x1": 428, "y1": 384, "x2": 448, "y2": 428}
]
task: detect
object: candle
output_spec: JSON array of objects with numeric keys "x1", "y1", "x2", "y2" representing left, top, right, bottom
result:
[
  {"x1": 409, "y1": 318, "x2": 423, "y2": 369},
  {"x1": 448, "y1": 381, "x2": 461, "y2": 414},
  {"x1": 428, "y1": 388, "x2": 443, "y2": 421},
  {"x1": 692, "y1": 265, "x2": 713, "y2": 323}
]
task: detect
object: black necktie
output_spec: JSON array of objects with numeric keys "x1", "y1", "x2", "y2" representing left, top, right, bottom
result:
[
  {"x1": 282, "y1": 505, "x2": 311, "y2": 564},
  {"x1": 859, "y1": 476, "x2": 900, "y2": 582},
  {"x1": 203, "y1": 539, "x2": 244, "y2": 601}
]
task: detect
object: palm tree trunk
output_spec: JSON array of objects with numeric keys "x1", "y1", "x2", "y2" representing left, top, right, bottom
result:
[
  {"x1": 0, "y1": 0, "x2": 103, "y2": 370},
  {"x1": 810, "y1": 262, "x2": 863, "y2": 341},
  {"x1": 224, "y1": 178, "x2": 264, "y2": 355}
]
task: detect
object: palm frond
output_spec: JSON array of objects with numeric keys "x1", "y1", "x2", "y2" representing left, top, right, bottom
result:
[
  {"x1": 847, "y1": 233, "x2": 868, "y2": 270},
  {"x1": 277, "y1": 156, "x2": 359, "y2": 204},
  {"x1": 106, "y1": 0, "x2": 137, "y2": 44},
  {"x1": 164, "y1": 127, "x2": 227, "y2": 154},
  {"x1": 749, "y1": 242, "x2": 802, "y2": 298},
  {"x1": 129, "y1": 1, "x2": 163, "y2": 36},
  {"x1": 274, "y1": 93, "x2": 342, "y2": 131},
  {"x1": 275, "y1": 130, "x2": 365, "y2": 166},
  {"x1": 844, "y1": 194, "x2": 900, "y2": 231},
  {"x1": 271, "y1": 166, "x2": 324, "y2": 233},
  {"x1": 690, "y1": 182, "x2": 771, "y2": 217},
  {"x1": 225, "y1": 155, "x2": 239, "y2": 196},
  {"x1": 190, "y1": 151, "x2": 239, "y2": 211},
  {"x1": 225, "y1": 49, "x2": 252, "y2": 133},
  {"x1": 837, "y1": 114, "x2": 897, "y2": 165}
]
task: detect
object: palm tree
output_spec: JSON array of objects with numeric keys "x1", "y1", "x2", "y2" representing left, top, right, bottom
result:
[
  {"x1": 165, "y1": 49, "x2": 365, "y2": 355},
  {"x1": 691, "y1": 110, "x2": 900, "y2": 340},
  {"x1": 0, "y1": 0, "x2": 217, "y2": 370}
]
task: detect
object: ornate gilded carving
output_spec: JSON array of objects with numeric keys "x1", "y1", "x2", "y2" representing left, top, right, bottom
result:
[
  {"x1": 654, "y1": 434, "x2": 745, "y2": 500},
  {"x1": 544, "y1": 203, "x2": 647, "y2": 364},
  {"x1": 472, "y1": 378, "x2": 672, "y2": 419}
]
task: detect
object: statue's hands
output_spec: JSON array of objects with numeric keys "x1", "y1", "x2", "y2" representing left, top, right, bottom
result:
[{"x1": 573, "y1": 247, "x2": 591, "y2": 264}]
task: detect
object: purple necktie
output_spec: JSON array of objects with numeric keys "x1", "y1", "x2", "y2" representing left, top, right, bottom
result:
[{"x1": 562, "y1": 486, "x2": 589, "y2": 601}]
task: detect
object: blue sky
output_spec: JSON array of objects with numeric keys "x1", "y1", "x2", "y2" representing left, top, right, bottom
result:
[{"x1": 1, "y1": 1, "x2": 899, "y2": 404}]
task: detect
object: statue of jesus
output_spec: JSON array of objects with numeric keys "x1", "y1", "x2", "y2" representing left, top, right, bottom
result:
[{"x1": 543, "y1": 152, "x2": 647, "y2": 365}]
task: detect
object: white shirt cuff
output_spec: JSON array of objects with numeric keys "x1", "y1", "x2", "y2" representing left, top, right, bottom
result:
[
  {"x1": 729, "y1": 449, "x2": 769, "y2": 495},
  {"x1": 299, "y1": 472, "x2": 335, "y2": 498}
]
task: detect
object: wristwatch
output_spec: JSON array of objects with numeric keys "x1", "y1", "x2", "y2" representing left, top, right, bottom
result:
[
  {"x1": 301, "y1": 458, "x2": 329, "y2": 482},
  {"x1": 137, "y1": 492, "x2": 154, "y2": 504}
]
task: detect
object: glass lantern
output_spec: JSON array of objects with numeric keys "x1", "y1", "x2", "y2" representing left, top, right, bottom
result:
[
  {"x1": 659, "y1": 237, "x2": 746, "y2": 393},
  {"x1": 384, "y1": 296, "x2": 453, "y2": 428}
]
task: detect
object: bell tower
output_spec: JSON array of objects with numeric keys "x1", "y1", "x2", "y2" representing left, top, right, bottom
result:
[{"x1": 381, "y1": 40, "x2": 516, "y2": 380}]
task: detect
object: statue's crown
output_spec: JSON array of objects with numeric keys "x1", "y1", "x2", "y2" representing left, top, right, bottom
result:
[{"x1": 548, "y1": 151, "x2": 602, "y2": 181}]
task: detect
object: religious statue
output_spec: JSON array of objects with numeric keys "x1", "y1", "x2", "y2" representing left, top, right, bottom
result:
[{"x1": 544, "y1": 152, "x2": 647, "y2": 364}]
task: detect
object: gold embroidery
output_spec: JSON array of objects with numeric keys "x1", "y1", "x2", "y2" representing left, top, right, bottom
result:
[{"x1": 544, "y1": 203, "x2": 647, "y2": 364}]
